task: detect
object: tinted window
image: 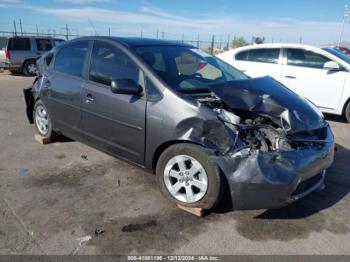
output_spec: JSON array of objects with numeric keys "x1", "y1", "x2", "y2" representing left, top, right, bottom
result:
[
  {"x1": 134, "y1": 46, "x2": 247, "y2": 94},
  {"x1": 54, "y1": 42, "x2": 88, "y2": 77},
  {"x1": 89, "y1": 42, "x2": 139, "y2": 86},
  {"x1": 236, "y1": 49, "x2": 280, "y2": 64},
  {"x1": 287, "y1": 49, "x2": 330, "y2": 69},
  {"x1": 44, "y1": 52, "x2": 54, "y2": 66},
  {"x1": 8, "y1": 38, "x2": 30, "y2": 51},
  {"x1": 36, "y1": 39, "x2": 52, "y2": 51}
]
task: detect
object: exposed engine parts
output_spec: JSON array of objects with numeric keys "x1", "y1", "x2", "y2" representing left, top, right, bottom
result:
[{"x1": 195, "y1": 92, "x2": 325, "y2": 154}]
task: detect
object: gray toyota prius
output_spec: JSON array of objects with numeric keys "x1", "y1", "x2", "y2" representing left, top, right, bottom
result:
[{"x1": 24, "y1": 37, "x2": 334, "y2": 211}]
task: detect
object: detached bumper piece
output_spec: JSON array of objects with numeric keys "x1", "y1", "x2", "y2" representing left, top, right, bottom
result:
[{"x1": 211, "y1": 124, "x2": 334, "y2": 210}]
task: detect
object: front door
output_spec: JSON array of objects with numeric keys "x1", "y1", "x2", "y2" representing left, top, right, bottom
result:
[
  {"x1": 81, "y1": 41, "x2": 146, "y2": 165},
  {"x1": 282, "y1": 48, "x2": 346, "y2": 111}
]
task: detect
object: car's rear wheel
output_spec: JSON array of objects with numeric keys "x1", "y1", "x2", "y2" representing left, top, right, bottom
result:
[
  {"x1": 34, "y1": 100, "x2": 56, "y2": 139},
  {"x1": 156, "y1": 143, "x2": 224, "y2": 210},
  {"x1": 23, "y1": 60, "x2": 37, "y2": 76},
  {"x1": 345, "y1": 102, "x2": 350, "y2": 123}
]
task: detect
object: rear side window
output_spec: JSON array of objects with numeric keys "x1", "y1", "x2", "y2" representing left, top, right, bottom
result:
[
  {"x1": 36, "y1": 39, "x2": 52, "y2": 51},
  {"x1": 8, "y1": 38, "x2": 30, "y2": 51},
  {"x1": 287, "y1": 49, "x2": 330, "y2": 69},
  {"x1": 54, "y1": 42, "x2": 88, "y2": 77},
  {"x1": 236, "y1": 48, "x2": 280, "y2": 64},
  {"x1": 89, "y1": 41, "x2": 139, "y2": 86}
]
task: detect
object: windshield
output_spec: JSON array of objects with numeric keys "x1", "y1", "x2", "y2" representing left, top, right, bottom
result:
[
  {"x1": 323, "y1": 47, "x2": 350, "y2": 64},
  {"x1": 134, "y1": 45, "x2": 248, "y2": 93}
]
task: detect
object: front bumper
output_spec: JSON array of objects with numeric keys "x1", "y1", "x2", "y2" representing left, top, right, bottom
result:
[{"x1": 211, "y1": 124, "x2": 335, "y2": 210}]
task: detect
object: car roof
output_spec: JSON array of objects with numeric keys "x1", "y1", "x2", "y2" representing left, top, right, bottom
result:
[
  {"x1": 228, "y1": 43, "x2": 326, "y2": 53},
  {"x1": 72, "y1": 36, "x2": 193, "y2": 48}
]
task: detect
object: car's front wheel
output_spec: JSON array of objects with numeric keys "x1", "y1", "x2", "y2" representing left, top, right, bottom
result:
[
  {"x1": 33, "y1": 100, "x2": 56, "y2": 139},
  {"x1": 156, "y1": 143, "x2": 224, "y2": 210}
]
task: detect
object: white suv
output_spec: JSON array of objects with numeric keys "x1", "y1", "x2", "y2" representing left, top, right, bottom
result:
[{"x1": 217, "y1": 43, "x2": 350, "y2": 122}]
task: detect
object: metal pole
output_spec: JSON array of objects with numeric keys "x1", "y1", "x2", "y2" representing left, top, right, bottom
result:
[
  {"x1": 65, "y1": 24, "x2": 69, "y2": 40},
  {"x1": 108, "y1": 27, "x2": 110, "y2": 37},
  {"x1": 13, "y1": 20, "x2": 17, "y2": 36},
  {"x1": 36, "y1": 24, "x2": 39, "y2": 36},
  {"x1": 19, "y1": 19, "x2": 23, "y2": 35},
  {"x1": 182, "y1": 33, "x2": 184, "y2": 43},
  {"x1": 162, "y1": 31, "x2": 164, "y2": 40},
  {"x1": 156, "y1": 30, "x2": 159, "y2": 39},
  {"x1": 141, "y1": 29, "x2": 143, "y2": 38},
  {"x1": 339, "y1": 4, "x2": 350, "y2": 46},
  {"x1": 210, "y1": 35, "x2": 215, "y2": 55},
  {"x1": 197, "y1": 34, "x2": 199, "y2": 48}
]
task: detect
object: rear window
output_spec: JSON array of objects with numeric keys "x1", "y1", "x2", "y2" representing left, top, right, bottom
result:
[
  {"x1": 8, "y1": 38, "x2": 30, "y2": 51},
  {"x1": 36, "y1": 39, "x2": 52, "y2": 51},
  {"x1": 54, "y1": 42, "x2": 88, "y2": 77},
  {"x1": 236, "y1": 48, "x2": 280, "y2": 64},
  {"x1": 53, "y1": 39, "x2": 65, "y2": 47}
]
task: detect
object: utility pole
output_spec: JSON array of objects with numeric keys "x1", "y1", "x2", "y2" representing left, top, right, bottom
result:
[
  {"x1": 19, "y1": 19, "x2": 23, "y2": 35},
  {"x1": 36, "y1": 24, "x2": 39, "y2": 36},
  {"x1": 197, "y1": 34, "x2": 199, "y2": 48},
  {"x1": 210, "y1": 35, "x2": 215, "y2": 55},
  {"x1": 161, "y1": 31, "x2": 164, "y2": 40},
  {"x1": 140, "y1": 29, "x2": 143, "y2": 38},
  {"x1": 13, "y1": 20, "x2": 17, "y2": 36},
  {"x1": 182, "y1": 33, "x2": 184, "y2": 43},
  {"x1": 339, "y1": 4, "x2": 350, "y2": 46},
  {"x1": 156, "y1": 30, "x2": 159, "y2": 39},
  {"x1": 65, "y1": 24, "x2": 69, "y2": 40},
  {"x1": 108, "y1": 27, "x2": 110, "y2": 37}
]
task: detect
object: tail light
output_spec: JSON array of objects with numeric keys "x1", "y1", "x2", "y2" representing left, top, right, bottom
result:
[
  {"x1": 197, "y1": 62, "x2": 207, "y2": 70},
  {"x1": 5, "y1": 50, "x2": 10, "y2": 60}
]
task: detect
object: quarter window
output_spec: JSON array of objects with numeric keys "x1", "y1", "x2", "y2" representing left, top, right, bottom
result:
[
  {"x1": 89, "y1": 42, "x2": 139, "y2": 86},
  {"x1": 236, "y1": 49, "x2": 280, "y2": 64},
  {"x1": 36, "y1": 39, "x2": 52, "y2": 51},
  {"x1": 287, "y1": 49, "x2": 330, "y2": 69},
  {"x1": 54, "y1": 42, "x2": 88, "y2": 77},
  {"x1": 8, "y1": 38, "x2": 30, "y2": 51}
]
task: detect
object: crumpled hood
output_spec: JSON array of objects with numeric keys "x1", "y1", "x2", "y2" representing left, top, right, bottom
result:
[{"x1": 208, "y1": 76, "x2": 325, "y2": 133}]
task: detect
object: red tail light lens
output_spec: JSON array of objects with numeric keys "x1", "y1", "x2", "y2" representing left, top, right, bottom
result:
[
  {"x1": 197, "y1": 62, "x2": 207, "y2": 70},
  {"x1": 5, "y1": 50, "x2": 10, "y2": 60}
]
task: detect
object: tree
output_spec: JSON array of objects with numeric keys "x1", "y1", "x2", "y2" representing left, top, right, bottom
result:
[
  {"x1": 231, "y1": 37, "x2": 248, "y2": 48},
  {"x1": 252, "y1": 36, "x2": 265, "y2": 44}
]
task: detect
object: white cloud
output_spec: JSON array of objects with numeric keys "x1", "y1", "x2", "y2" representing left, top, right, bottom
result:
[{"x1": 55, "y1": 0, "x2": 110, "y2": 3}]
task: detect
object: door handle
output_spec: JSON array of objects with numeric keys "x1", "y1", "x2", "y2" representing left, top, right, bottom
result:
[
  {"x1": 84, "y1": 94, "x2": 94, "y2": 104},
  {"x1": 284, "y1": 75, "x2": 296, "y2": 79}
]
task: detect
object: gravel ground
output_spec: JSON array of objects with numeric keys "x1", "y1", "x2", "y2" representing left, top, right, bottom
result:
[{"x1": 0, "y1": 73, "x2": 350, "y2": 255}]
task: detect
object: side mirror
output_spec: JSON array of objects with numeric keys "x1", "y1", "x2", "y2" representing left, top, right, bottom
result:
[
  {"x1": 110, "y1": 79, "x2": 142, "y2": 95},
  {"x1": 323, "y1": 61, "x2": 341, "y2": 71}
]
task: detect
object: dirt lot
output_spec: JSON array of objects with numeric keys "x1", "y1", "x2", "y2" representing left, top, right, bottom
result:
[{"x1": 0, "y1": 73, "x2": 350, "y2": 255}]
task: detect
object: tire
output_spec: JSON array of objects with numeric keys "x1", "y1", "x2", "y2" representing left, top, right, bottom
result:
[
  {"x1": 33, "y1": 100, "x2": 56, "y2": 139},
  {"x1": 345, "y1": 102, "x2": 350, "y2": 123},
  {"x1": 156, "y1": 143, "x2": 224, "y2": 210},
  {"x1": 23, "y1": 60, "x2": 37, "y2": 76}
]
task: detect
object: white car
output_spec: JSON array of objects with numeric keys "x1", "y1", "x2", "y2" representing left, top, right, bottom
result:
[{"x1": 217, "y1": 43, "x2": 350, "y2": 122}]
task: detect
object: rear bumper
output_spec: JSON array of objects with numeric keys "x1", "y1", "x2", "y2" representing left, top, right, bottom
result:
[{"x1": 212, "y1": 124, "x2": 334, "y2": 210}]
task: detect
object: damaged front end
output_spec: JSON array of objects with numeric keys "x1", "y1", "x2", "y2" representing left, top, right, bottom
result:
[{"x1": 193, "y1": 76, "x2": 334, "y2": 210}]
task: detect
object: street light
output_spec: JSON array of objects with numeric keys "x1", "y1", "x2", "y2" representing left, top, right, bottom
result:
[{"x1": 338, "y1": 4, "x2": 350, "y2": 46}]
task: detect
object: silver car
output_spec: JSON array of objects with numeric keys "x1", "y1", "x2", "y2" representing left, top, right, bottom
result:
[
  {"x1": 23, "y1": 37, "x2": 334, "y2": 211},
  {"x1": 6, "y1": 36, "x2": 64, "y2": 76}
]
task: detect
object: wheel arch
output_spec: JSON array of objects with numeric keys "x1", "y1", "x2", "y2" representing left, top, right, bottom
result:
[
  {"x1": 342, "y1": 97, "x2": 350, "y2": 115},
  {"x1": 152, "y1": 140, "x2": 204, "y2": 172}
]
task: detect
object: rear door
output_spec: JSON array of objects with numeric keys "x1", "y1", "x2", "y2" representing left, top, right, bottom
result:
[
  {"x1": 81, "y1": 41, "x2": 146, "y2": 165},
  {"x1": 45, "y1": 41, "x2": 89, "y2": 140},
  {"x1": 233, "y1": 48, "x2": 282, "y2": 81},
  {"x1": 281, "y1": 48, "x2": 346, "y2": 110}
]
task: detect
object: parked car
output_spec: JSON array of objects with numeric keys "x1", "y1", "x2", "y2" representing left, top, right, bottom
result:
[
  {"x1": 217, "y1": 43, "x2": 350, "y2": 122},
  {"x1": 23, "y1": 37, "x2": 334, "y2": 211},
  {"x1": 333, "y1": 46, "x2": 350, "y2": 57},
  {"x1": 5, "y1": 36, "x2": 65, "y2": 76},
  {"x1": 0, "y1": 37, "x2": 8, "y2": 69}
]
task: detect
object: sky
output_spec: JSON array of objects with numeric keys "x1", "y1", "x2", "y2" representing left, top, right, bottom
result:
[{"x1": 0, "y1": 0, "x2": 350, "y2": 46}]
